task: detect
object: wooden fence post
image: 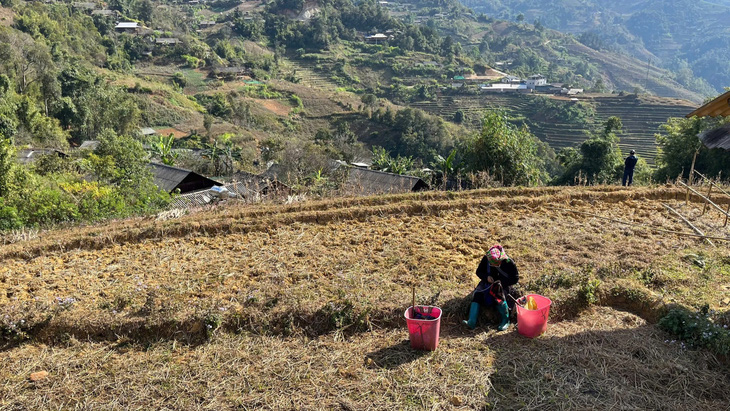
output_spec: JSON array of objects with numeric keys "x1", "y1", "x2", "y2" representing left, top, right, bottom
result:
[
  {"x1": 702, "y1": 184, "x2": 713, "y2": 215},
  {"x1": 686, "y1": 150, "x2": 698, "y2": 205}
]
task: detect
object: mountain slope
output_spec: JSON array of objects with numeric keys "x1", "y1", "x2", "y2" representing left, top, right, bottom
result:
[{"x1": 461, "y1": 0, "x2": 730, "y2": 94}]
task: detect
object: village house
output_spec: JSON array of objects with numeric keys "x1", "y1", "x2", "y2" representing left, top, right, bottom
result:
[
  {"x1": 525, "y1": 74, "x2": 547, "y2": 89},
  {"x1": 560, "y1": 88, "x2": 584, "y2": 95},
  {"x1": 71, "y1": 2, "x2": 96, "y2": 11},
  {"x1": 344, "y1": 167, "x2": 429, "y2": 196},
  {"x1": 91, "y1": 9, "x2": 115, "y2": 17},
  {"x1": 687, "y1": 89, "x2": 730, "y2": 150},
  {"x1": 149, "y1": 162, "x2": 221, "y2": 194},
  {"x1": 501, "y1": 75, "x2": 521, "y2": 84},
  {"x1": 211, "y1": 66, "x2": 251, "y2": 80},
  {"x1": 364, "y1": 33, "x2": 390, "y2": 44},
  {"x1": 16, "y1": 148, "x2": 68, "y2": 165},
  {"x1": 480, "y1": 83, "x2": 529, "y2": 93},
  {"x1": 115, "y1": 22, "x2": 140, "y2": 32},
  {"x1": 140, "y1": 127, "x2": 157, "y2": 136},
  {"x1": 154, "y1": 37, "x2": 180, "y2": 45}
]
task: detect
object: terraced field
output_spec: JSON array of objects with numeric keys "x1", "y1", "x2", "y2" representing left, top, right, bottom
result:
[
  {"x1": 1, "y1": 186, "x2": 729, "y2": 409},
  {"x1": 411, "y1": 93, "x2": 697, "y2": 164}
]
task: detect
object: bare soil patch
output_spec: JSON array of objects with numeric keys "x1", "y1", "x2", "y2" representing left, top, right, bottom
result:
[{"x1": 252, "y1": 98, "x2": 291, "y2": 116}]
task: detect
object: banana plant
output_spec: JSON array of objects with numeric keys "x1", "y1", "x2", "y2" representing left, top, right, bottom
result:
[{"x1": 152, "y1": 133, "x2": 178, "y2": 166}]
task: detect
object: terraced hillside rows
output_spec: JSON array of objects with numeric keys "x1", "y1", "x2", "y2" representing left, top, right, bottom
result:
[
  {"x1": 283, "y1": 58, "x2": 341, "y2": 91},
  {"x1": 412, "y1": 93, "x2": 697, "y2": 164},
  {"x1": 1, "y1": 186, "x2": 729, "y2": 409}
]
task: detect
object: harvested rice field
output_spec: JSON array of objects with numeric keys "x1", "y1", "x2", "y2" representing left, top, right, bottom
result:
[{"x1": 1, "y1": 186, "x2": 729, "y2": 409}]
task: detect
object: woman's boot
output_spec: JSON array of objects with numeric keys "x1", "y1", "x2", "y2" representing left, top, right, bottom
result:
[
  {"x1": 462, "y1": 302, "x2": 480, "y2": 329},
  {"x1": 497, "y1": 301, "x2": 510, "y2": 331}
]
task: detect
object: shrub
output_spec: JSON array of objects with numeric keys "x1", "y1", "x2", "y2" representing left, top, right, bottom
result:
[{"x1": 659, "y1": 307, "x2": 730, "y2": 357}]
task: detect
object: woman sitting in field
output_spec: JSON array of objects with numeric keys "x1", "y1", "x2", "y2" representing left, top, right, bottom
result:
[{"x1": 463, "y1": 244, "x2": 520, "y2": 331}]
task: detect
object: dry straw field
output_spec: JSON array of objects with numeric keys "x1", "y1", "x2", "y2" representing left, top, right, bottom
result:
[{"x1": 1, "y1": 186, "x2": 729, "y2": 409}]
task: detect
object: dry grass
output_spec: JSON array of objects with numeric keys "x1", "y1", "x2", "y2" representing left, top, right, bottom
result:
[{"x1": 0, "y1": 185, "x2": 729, "y2": 409}]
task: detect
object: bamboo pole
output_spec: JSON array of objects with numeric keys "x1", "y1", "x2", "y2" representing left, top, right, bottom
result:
[
  {"x1": 411, "y1": 285, "x2": 416, "y2": 318},
  {"x1": 702, "y1": 184, "x2": 713, "y2": 215},
  {"x1": 677, "y1": 181, "x2": 730, "y2": 219},
  {"x1": 686, "y1": 149, "x2": 699, "y2": 204},
  {"x1": 544, "y1": 205, "x2": 730, "y2": 242},
  {"x1": 662, "y1": 203, "x2": 715, "y2": 247},
  {"x1": 689, "y1": 149, "x2": 699, "y2": 185},
  {"x1": 694, "y1": 170, "x2": 730, "y2": 198}
]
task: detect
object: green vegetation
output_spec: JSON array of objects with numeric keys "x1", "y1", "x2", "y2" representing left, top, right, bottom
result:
[
  {"x1": 461, "y1": 111, "x2": 551, "y2": 186},
  {"x1": 0, "y1": 0, "x2": 725, "y2": 234},
  {"x1": 464, "y1": 0, "x2": 724, "y2": 95},
  {"x1": 654, "y1": 116, "x2": 730, "y2": 181},
  {"x1": 659, "y1": 307, "x2": 730, "y2": 357},
  {"x1": 556, "y1": 116, "x2": 624, "y2": 185}
]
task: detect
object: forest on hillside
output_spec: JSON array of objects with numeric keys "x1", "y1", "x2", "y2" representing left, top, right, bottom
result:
[{"x1": 0, "y1": 0, "x2": 729, "y2": 232}]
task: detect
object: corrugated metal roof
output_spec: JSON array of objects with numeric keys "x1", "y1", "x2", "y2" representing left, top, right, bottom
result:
[
  {"x1": 148, "y1": 162, "x2": 221, "y2": 193},
  {"x1": 345, "y1": 168, "x2": 428, "y2": 196},
  {"x1": 698, "y1": 123, "x2": 730, "y2": 150},
  {"x1": 686, "y1": 90, "x2": 730, "y2": 118},
  {"x1": 167, "y1": 182, "x2": 259, "y2": 209},
  {"x1": 115, "y1": 22, "x2": 139, "y2": 29},
  {"x1": 16, "y1": 149, "x2": 68, "y2": 164},
  {"x1": 232, "y1": 170, "x2": 291, "y2": 196},
  {"x1": 79, "y1": 140, "x2": 100, "y2": 150}
]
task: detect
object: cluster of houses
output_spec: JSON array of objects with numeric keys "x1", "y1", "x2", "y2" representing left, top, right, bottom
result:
[
  {"x1": 16, "y1": 126, "x2": 431, "y2": 210},
  {"x1": 451, "y1": 74, "x2": 584, "y2": 96}
]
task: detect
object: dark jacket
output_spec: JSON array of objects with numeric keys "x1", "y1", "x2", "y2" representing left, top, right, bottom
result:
[
  {"x1": 624, "y1": 155, "x2": 638, "y2": 171},
  {"x1": 475, "y1": 256, "x2": 519, "y2": 288}
]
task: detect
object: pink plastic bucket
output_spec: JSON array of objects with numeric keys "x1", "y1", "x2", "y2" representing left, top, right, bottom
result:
[
  {"x1": 516, "y1": 294, "x2": 552, "y2": 338},
  {"x1": 404, "y1": 306, "x2": 442, "y2": 351}
]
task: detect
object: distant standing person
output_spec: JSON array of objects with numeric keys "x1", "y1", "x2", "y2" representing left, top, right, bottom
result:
[{"x1": 623, "y1": 149, "x2": 638, "y2": 186}]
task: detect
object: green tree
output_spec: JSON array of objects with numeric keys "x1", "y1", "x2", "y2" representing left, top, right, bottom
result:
[
  {"x1": 360, "y1": 93, "x2": 378, "y2": 117},
  {"x1": 371, "y1": 146, "x2": 415, "y2": 175},
  {"x1": 89, "y1": 129, "x2": 150, "y2": 185},
  {"x1": 151, "y1": 134, "x2": 179, "y2": 166},
  {"x1": 557, "y1": 116, "x2": 623, "y2": 184},
  {"x1": 0, "y1": 133, "x2": 14, "y2": 197},
  {"x1": 462, "y1": 112, "x2": 548, "y2": 186},
  {"x1": 654, "y1": 116, "x2": 730, "y2": 181}
]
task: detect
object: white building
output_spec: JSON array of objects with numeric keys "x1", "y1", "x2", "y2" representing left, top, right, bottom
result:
[
  {"x1": 115, "y1": 22, "x2": 140, "y2": 32},
  {"x1": 525, "y1": 74, "x2": 547, "y2": 89},
  {"x1": 480, "y1": 84, "x2": 529, "y2": 93}
]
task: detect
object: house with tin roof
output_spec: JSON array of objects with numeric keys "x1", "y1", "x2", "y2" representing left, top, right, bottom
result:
[
  {"x1": 115, "y1": 22, "x2": 140, "y2": 32},
  {"x1": 344, "y1": 167, "x2": 428, "y2": 196},
  {"x1": 148, "y1": 162, "x2": 221, "y2": 194},
  {"x1": 16, "y1": 148, "x2": 68, "y2": 165},
  {"x1": 687, "y1": 90, "x2": 730, "y2": 151}
]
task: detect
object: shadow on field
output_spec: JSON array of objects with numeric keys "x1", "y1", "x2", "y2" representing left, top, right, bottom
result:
[
  {"x1": 365, "y1": 339, "x2": 431, "y2": 369},
  {"x1": 476, "y1": 322, "x2": 730, "y2": 410},
  {"x1": 0, "y1": 317, "x2": 211, "y2": 352}
]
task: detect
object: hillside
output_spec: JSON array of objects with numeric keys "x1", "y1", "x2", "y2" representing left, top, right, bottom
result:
[
  {"x1": 409, "y1": 93, "x2": 697, "y2": 164},
  {"x1": 461, "y1": 0, "x2": 730, "y2": 94},
  {"x1": 1, "y1": 186, "x2": 730, "y2": 408}
]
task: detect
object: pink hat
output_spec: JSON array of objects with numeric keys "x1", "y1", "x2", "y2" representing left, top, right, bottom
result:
[{"x1": 487, "y1": 245, "x2": 507, "y2": 265}]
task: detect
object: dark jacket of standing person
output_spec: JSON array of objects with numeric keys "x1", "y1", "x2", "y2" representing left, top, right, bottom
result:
[
  {"x1": 623, "y1": 150, "x2": 638, "y2": 186},
  {"x1": 624, "y1": 154, "x2": 638, "y2": 171}
]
